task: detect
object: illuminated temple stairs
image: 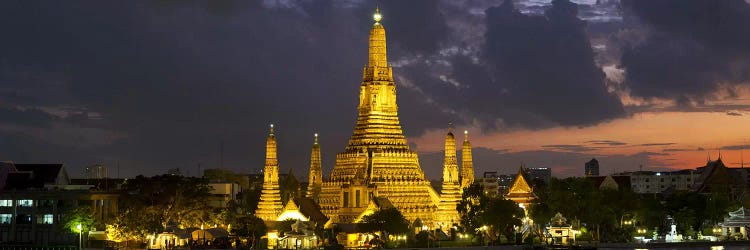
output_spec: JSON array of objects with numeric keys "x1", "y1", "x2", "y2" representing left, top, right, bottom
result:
[{"x1": 318, "y1": 8, "x2": 445, "y2": 226}]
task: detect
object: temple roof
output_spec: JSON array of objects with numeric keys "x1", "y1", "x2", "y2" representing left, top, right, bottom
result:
[
  {"x1": 724, "y1": 207, "x2": 750, "y2": 227},
  {"x1": 508, "y1": 167, "x2": 532, "y2": 194}
]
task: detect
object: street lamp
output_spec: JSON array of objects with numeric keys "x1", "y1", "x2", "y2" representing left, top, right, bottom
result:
[{"x1": 76, "y1": 223, "x2": 83, "y2": 250}]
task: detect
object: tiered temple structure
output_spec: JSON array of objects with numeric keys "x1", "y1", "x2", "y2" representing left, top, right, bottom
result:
[
  {"x1": 256, "y1": 124, "x2": 284, "y2": 221},
  {"x1": 306, "y1": 133, "x2": 323, "y2": 201},
  {"x1": 317, "y1": 8, "x2": 444, "y2": 227},
  {"x1": 460, "y1": 130, "x2": 474, "y2": 191},
  {"x1": 437, "y1": 129, "x2": 462, "y2": 226},
  {"x1": 505, "y1": 167, "x2": 536, "y2": 209}
]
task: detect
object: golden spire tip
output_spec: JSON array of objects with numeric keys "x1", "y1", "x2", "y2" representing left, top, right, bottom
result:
[{"x1": 373, "y1": 7, "x2": 382, "y2": 22}]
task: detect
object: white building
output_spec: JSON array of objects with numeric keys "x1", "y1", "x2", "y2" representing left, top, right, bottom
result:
[{"x1": 625, "y1": 170, "x2": 697, "y2": 194}]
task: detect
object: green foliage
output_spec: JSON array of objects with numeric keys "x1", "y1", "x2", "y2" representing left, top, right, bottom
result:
[
  {"x1": 230, "y1": 190, "x2": 261, "y2": 214},
  {"x1": 107, "y1": 208, "x2": 162, "y2": 241},
  {"x1": 113, "y1": 174, "x2": 213, "y2": 239},
  {"x1": 232, "y1": 215, "x2": 267, "y2": 248},
  {"x1": 529, "y1": 177, "x2": 738, "y2": 243},
  {"x1": 61, "y1": 206, "x2": 97, "y2": 234},
  {"x1": 358, "y1": 208, "x2": 410, "y2": 238},
  {"x1": 457, "y1": 184, "x2": 524, "y2": 241}
]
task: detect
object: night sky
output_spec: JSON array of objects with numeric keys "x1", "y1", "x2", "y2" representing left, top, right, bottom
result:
[{"x1": 2, "y1": 0, "x2": 750, "y2": 179}]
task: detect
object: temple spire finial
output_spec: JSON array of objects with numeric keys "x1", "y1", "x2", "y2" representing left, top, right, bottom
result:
[
  {"x1": 464, "y1": 130, "x2": 469, "y2": 141},
  {"x1": 269, "y1": 123, "x2": 275, "y2": 135},
  {"x1": 373, "y1": 7, "x2": 382, "y2": 23},
  {"x1": 718, "y1": 150, "x2": 722, "y2": 160},
  {"x1": 314, "y1": 133, "x2": 319, "y2": 144}
]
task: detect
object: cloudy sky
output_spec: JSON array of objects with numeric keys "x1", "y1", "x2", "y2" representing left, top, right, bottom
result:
[{"x1": 1, "y1": 0, "x2": 750, "y2": 179}]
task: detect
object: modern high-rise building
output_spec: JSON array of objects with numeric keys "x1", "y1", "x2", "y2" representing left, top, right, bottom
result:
[
  {"x1": 585, "y1": 158, "x2": 600, "y2": 177},
  {"x1": 525, "y1": 167, "x2": 552, "y2": 184}
]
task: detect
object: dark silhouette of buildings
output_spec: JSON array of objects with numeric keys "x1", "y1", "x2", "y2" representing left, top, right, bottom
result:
[{"x1": 585, "y1": 158, "x2": 599, "y2": 177}]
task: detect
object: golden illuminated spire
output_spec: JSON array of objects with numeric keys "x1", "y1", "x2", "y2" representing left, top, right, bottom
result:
[
  {"x1": 373, "y1": 7, "x2": 382, "y2": 23},
  {"x1": 438, "y1": 127, "x2": 461, "y2": 225},
  {"x1": 307, "y1": 133, "x2": 322, "y2": 200},
  {"x1": 256, "y1": 123, "x2": 283, "y2": 221},
  {"x1": 367, "y1": 7, "x2": 389, "y2": 70},
  {"x1": 443, "y1": 129, "x2": 458, "y2": 183},
  {"x1": 461, "y1": 130, "x2": 475, "y2": 190},
  {"x1": 347, "y1": 6, "x2": 405, "y2": 151},
  {"x1": 265, "y1": 124, "x2": 277, "y2": 167}
]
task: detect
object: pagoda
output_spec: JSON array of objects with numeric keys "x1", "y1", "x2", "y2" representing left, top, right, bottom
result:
[
  {"x1": 306, "y1": 133, "x2": 323, "y2": 202},
  {"x1": 255, "y1": 124, "x2": 284, "y2": 221},
  {"x1": 436, "y1": 128, "x2": 461, "y2": 226},
  {"x1": 460, "y1": 130, "x2": 475, "y2": 190},
  {"x1": 317, "y1": 8, "x2": 443, "y2": 226}
]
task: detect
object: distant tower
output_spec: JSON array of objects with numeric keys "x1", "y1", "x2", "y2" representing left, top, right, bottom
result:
[
  {"x1": 585, "y1": 158, "x2": 599, "y2": 177},
  {"x1": 438, "y1": 128, "x2": 461, "y2": 226},
  {"x1": 255, "y1": 124, "x2": 283, "y2": 221},
  {"x1": 307, "y1": 133, "x2": 323, "y2": 201},
  {"x1": 460, "y1": 130, "x2": 475, "y2": 190}
]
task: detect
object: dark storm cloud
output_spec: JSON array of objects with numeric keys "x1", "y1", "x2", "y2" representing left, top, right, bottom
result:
[
  {"x1": 0, "y1": 0, "x2": 650, "y2": 178},
  {"x1": 662, "y1": 148, "x2": 693, "y2": 152},
  {"x1": 620, "y1": 0, "x2": 750, "y2": 103},
  {"x1": 0, "y1": 107, "x2": 58, "y2": 128},
  {"x1": 639, "y1": 143, "x2": 676, "y2": 147},
  {"x1": 378, "y1": 0, "x2": 449, "y2": 55},
  {"x1": 541, "y1": 144, "x2": 595, "y2": 152},
  {"x1": 726, "y1": 110, "x2": 743, "y2": 116},
  {"x1": 0, "y1": 1, "x2": 370, "y2": 176},
  {"x1": 446, "y1": 0, "x2": 625, "y2": 130},
  {"x1": 721, "y1": 144, "x2": 750, "y2": 150},
  {"x1": 586, "y1": 140, "x2": 628, "y2": 146}
]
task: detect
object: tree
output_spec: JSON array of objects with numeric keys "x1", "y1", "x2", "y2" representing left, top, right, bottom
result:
[
  {"x1": 358, "y1": 208, "x2": 410, "y2": 240},
  {"x1": 62, "y1": 206, "x2": 98, "y2": 234},
  {"x1": 233, "y1": 215, "x2": 267, "y2": 248},
  {"x1": 113, "y1": 174, "x2": 213, "y2": 241},
  {"x1": 482, "y1": 198, "x2": 524, "y2": 240},
  {"x1": 457, "y1": 184, "x2": 485, "y2": 233}
]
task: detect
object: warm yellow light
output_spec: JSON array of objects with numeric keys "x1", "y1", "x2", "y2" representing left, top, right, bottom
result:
[{"x1": 373, "y1": 8, "x2": 382, "y2": 22}]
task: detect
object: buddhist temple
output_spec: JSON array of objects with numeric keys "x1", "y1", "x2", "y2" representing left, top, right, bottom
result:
[
  {"x1": 316, "y1": 8, "x2": 449, "y2": 228},
  {"x1": 504, "y1": 167, "x2": 536, "y2": 209},
  {"x1": 437, "y1": 128, "x2": 461, "y2": 226},
  {"x1": 460, "y1": 130, "x2": 475, "y2": 191},
  {"x1": 720, "y1": 207, "x2": 750, "y2": 239},
  {"x1": 306, "y1": 133, "x2": 323, "y2": 201},
  {"x1": 256, "y1": 124, "x2": 284, "y2": 221}
]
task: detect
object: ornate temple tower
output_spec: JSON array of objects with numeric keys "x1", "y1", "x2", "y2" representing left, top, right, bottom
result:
[
  {"x1": 307, "y1": 133, "x2": 323, "y2": 201},
  {"x1": 437, "y1": 129, "x2": 461, "y2": 226},
  {"x1": 318, "y1": 8, "x2": 442, "y2": 226},
  {"x1": 505, "y1": 166, "x2": 536, "y2": 209},
  {"x1": 460, "y1": 130, "x2": 475, "y2": 190},
  {"x1": 255, "y1": 124, "x2": 283, "y2": 221}
]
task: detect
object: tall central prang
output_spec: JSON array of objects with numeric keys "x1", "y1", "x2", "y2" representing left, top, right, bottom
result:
[{"x1": 318, "y1": 8, "x2": 444, "y2": 226}]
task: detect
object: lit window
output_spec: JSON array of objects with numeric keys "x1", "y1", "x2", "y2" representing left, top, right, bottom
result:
[
  {"x1": 38, "y1": 214, "x2": 53, "y2": 224},
  {"x1": 0, "y1": 214, "x2": 11, "y2": 224},
  {"x1": 17, "y1": 200, "x2": 33, "y2": 207},
  {"x1": 0, "y1": 200, "x2": 12, "y2": 207}
]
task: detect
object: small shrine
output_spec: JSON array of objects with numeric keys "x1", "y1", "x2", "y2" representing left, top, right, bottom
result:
[
  {"x1": 720, "y1": 207, "x2": 750, "y2": 240},
  {"x1": 546, "y1": 213, "x2": 573, "y2": 245}
]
